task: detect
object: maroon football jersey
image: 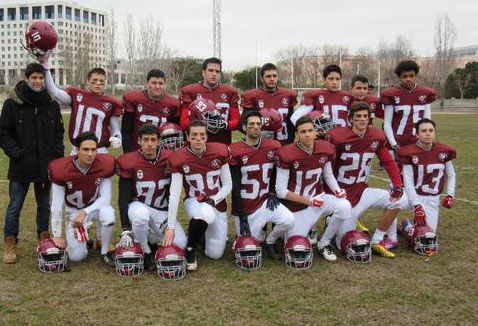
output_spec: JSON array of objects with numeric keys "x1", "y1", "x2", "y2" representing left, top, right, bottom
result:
[
  {"x1": 229, "y1": 138, "x2": 282, "y2": 215},
  {"x1": 275, "y1": 140, "x2": 336, "y2": 212},
  {"x1": 117, "y1": 149, "x2": 171, "y2": 211},
  {"x1": 326, "y1": 127, "x2": 388, "y2": 206},
  {"x1": 241, "y1": 87, "x2": 297, "y2": 144},
  {"x1": 48, "y1": 154, "x2": 116, "y2": 209},
  {"x1": 363, "y1": 94, "x2": 383, "y2": 125},
  {"x1": 302, "y1": 89, "x2": 355, "y2": 127},
  {"x1": 398, "y1": 142, "x2": 456, "y2": 196},
  {"x1": 380, "y1": 85, "x2": 436, "y2": 147},
  {"x1": 122, "y1": 90, "x2": 180, "y2": 151},
  {"x1": 167, "y1": 142, "x2": 230, "y2": 212},
  {"x1": 180, "y1": 83, "x2": 239, "y2": 144},
  {"x1": 66, "y1": 87, "x2": 122, "y2": 148}
]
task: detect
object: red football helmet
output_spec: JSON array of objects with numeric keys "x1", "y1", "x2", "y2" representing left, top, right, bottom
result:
[
  {"x1": 260, "y1": 108, "x2": 283, "y2": 139},
  {"x1": 307, "y1": 111, "x2": 335, "y2": 136},
  {"x1": 406, "y1": 225, "x2": 439, "y2": 255},
  {"x1": 232, "y1": 236, "x2": 262, "y2": 270},
  {"x1": 159, "y1": 123, "x2": 184, "y2": 151},
  {"x1": 23, "y1": 21, "x2": 58, "y2": 58},
  {"x1": 340, "y1": 230, "x2": 371, "y2": 263},
  {"x1": 155, "y1": 245, "x2": 186, "y2": 280},
  {"x1": 189, "y1": 98, "x2": 226, "y2": 134},
  {"x1": 284, "y1": 235, "x2": 313, "y2": 269},
  {"x1": 115, "y1": 242, "x2": 144, "y2": 277},
  {"x1": 37, "y1": 238, "x2": 67, "y2": 273}
]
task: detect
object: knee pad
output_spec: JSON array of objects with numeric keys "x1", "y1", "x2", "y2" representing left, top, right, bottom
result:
[
  {"x1": 205, "y1": 239, "x2": 226, "y2": 260},
  {"x1": 98, "y1": 205, "x2": 115, "y2": 227},
  {"x1": 129, "y1": 205, "x2": 150, "y2": 227},
  {"x1": 282, "y1": 212, "x2": 295, "y2": 229},
  {"x1": 336, "y1": 199, "x2": 352, "y2": 220}
]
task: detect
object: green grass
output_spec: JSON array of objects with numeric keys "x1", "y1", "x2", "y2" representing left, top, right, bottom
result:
[{"x1": 0, "y1": 114, "x2": 477, "y2": 326}]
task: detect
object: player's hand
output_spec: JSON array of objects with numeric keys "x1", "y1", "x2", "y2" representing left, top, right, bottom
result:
[
  {"x1": 38, "y1": 51, "x2": 51, "y2": 69},
  {"x1": 442, "y1": 195, "x2": 454, "y2": 209},
  {"x1": 239, "y1": 216, "x2": 251, "y2": 236},
  {"x1": 74, "y1": 224, "x2": 89, "y2": 243},
  {"x1": 72, "y1": 210, "x2": 87, "y2": 227},
  {"x1": 334, "y1": 189, "x2": 347, "y2": 199},
  {"x1": 309, "y1": 193, "x2": 325, "y2": 208},
  {"x1": 52, "y1": 237, "x2": 66, "y2": 249},
  {"x1": 162, "y1": 227, "x2": 175, "y2": 246},
  {"x1": 119, "y1": 230, "x2": 134, "y2": 248},
  {"x1": 109, "y1": 135, "x2": 122, "y2": 149},
  {"x1": 413, "y1": 205, "x2": 426, "y2": 226},
  {"x1": 266, "y1": 194, "x2": 280, "y2": 211},
  {"x1": 196, "y1": 193, "x2": 215, "y2": 207},
  {"x1": 389, "y1": 187, "x2": 403, "y2": 202}
]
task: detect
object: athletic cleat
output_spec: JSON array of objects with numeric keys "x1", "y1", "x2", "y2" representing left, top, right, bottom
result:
[
  {"x1": 264, "y1": 242, "x2": 283, "y2": 260},
  {"x1": 144, "y1": 253, "x2": 155, "y2": 271},
  {"x1": 372, "y1": 243, "x2": 395, "y2": 258},
  {"x1": 185, "y1": 247, "x2": 197, "y2": 271},
  {"x1": 101, "y1": 252, "x2": 116, "y2": 267},
  {"x1": 382, "y1": 238, "x2": 399, "y2": 250},
  {"x1": 307, "y1": 230, "x2": 318, "y2": 246},
  {"x1": 318, "y1": 244, "x2": 337, "y2": 262},
  {"x1": 356, "y1": 220, "x2": 370, "y2": 234}
]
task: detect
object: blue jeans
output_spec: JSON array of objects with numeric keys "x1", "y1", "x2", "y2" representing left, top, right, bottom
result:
[{"x1": 4, "y1": 181, "x2": 51, "y2": 239}]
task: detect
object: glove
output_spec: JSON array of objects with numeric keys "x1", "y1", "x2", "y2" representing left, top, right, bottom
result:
[
  {"x1": 196, "y1": 193, "x2": 215, "y2": 207},
  {"x1": 389, "y1": 187, "x2": 404, "y2": 200},
  {"x1": 309, "y1": 193, "x2": 325, "y2": 208},
  {"x1": 413, "y1": 205, "x2": 426, "y2": 226},
  {"x1": 266, "y1": 194, "x2": 280, "y2": 211},
  {"x1": 391, "y1": 144, "x2": 400, "y2": 161},
  {"x1": 442, "y1": 195, "x2": 454, "y2": 209},
  {"x1": 334, "y1": 189, "x2": 347, "y2": 199},
  {"x1": 119, "y1": 230, "x2": 134, "y2": 248},
  {"x1": 239, "y1": 216, "x2": 251, "y2": 236},
  {"x1": 109, "y1": 135, "x2": 122, "y2": 149},
  {"x1": 74, "y1": 224, "x2": 89, "y2": 243}
]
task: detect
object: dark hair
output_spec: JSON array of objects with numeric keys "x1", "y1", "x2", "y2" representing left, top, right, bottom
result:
[
  {"x1": 187, "y1": 120, "x2": 207, "y2": 134},
  {"x1": 260, "y1": 63, "x2": 278, "y2": 77},
  {"x1": 323, "y1": 64, "x2": 342, "y2": 78},
  {"x1": 25, "y1": 63, "x2": 45, "y2": 78},
  {"x1": 241, "y1": 110, "x2": 262, "y2": 126},
  {"x1": 415, "y1": 118, "x2": 436, "y2": 133},
  {"x1": 394, "y1": 60, "x2": 420, "y2": 76},
  {"x1": 296, "y1": 116, "x2": 314, "y2": 130},
  {"x1": 368, "y1": 83, "x2": 375, "y2": 90},
  {"x1": 75, "y1": 131, "x2": 98, "y2": 148},
  {"x1": 348, "y1": 101, "x2": 371, "y2": 121},
  {"x1": 146, "y1": 69, "x2": 166, "y2": 81},
  {"x1": 351, "y1": 74, "x2": 369, "y2": 88},
  {"x1": 202, "y1": 57, "x2": 222, "y2": 71},
  {"x1": 87, "y1": 67, "x2": 106, "y2": 80},
  {"x1": 138, "y1": 123, "x2": 160, "y2": 138}
]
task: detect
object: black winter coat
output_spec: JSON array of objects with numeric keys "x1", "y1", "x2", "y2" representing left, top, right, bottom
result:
[{"x1": 0, "y1": 81, "x2": 65, "y2": 182}]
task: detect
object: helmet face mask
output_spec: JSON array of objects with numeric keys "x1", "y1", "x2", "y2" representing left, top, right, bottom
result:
[
  {"x1": 159, "y1": 123, "x2": 184, "y2": 151},
  {"x1": 284, "y1": 236, "x2": 313, "y2": 269},
  {"x1": 308, "y1": 112, "x2": 336, "y2": 136},
  {"x1": 190, "y1": 98, "x2": 226, "y2": 134},
  {"x1": 37, "y1": 239, "x2": 67, "y2": 273},
  {"x1": 203, "y1": 111, "x2": 226, "y2": 134},
  {"x1": 414, "y1": 232, "x2": 439, "y2": 255},
  {"x1": 233, "y1": 236, "x2": 262, "y2": 270},
  {"x1": 155, "y1": 245, "x2": 186, "y2": 281},
  {"x1": 115, "y1": 243, "x2": 144, "y2": 277}
]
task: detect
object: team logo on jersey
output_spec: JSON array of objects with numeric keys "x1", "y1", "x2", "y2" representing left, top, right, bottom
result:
[
  {"x1": 438, "y1": 152, "x2": 448, "y2": 162},
  {"x1": 370, "y1": 141, "x2": 379, "y2": 151},
  {"x1": 345, "y1": 144, "x2": 351, "y2": 151},
  {"x1": 293, "y1": 161, "x2": 300, "y2": 169},
  {"x1": 418, "y1": 95, "x2": 428, "y2": 104},
  {"x1": 183, "y1": 165, "x2": 190, "y2": 173},
  {"x1": 282, "y1": 97, "x2": 289, "y2": 106},
  {"x1": 242, "y1": 156, "x2": 249, "y2": 164},
  {"x1": 221, "y1": 93, "x2": 228, "y2": 101},
  {"x1": 211, "y1": 159, "x2": 222, "y2": 169},
  {"x1": 318, "y1": 95, "x2": 325, "y2": 104},
  {"x1": 95, "y1": 178, "x2": 101, "y2": 186},
  {"x1": 258, "y1": 99, "x2": 264, "y2": 109},
  {"x1": 370, "y1": 103, "x2": 376, "y2": 110},
  {"x1": 342, "y1": 96, "x2": 351, "y2": 105},
  {"x1": 66, "y1": 182, "x2": 73, "y2": 189},
  {"x1": 163, "y1": 107, "x2": 170, "y2": 116},
  {"x1": 394, "y1": 96, "x2": 400, "y2": 104},
  {"x1": 319, "y1": 156, "x2": 328, "y2": 165},
  {"x1": 103, "y1": 102, "x2": 112, "y2": 111},
  {"x1": 196, "y1": 94, "x2": 203, "y2": 100},
  {"x1": 137, "y1": 104, "x2": 143, "y2": 112},
  {"x1": 412, "y1": 156, "x2": 419, "y2": 164},
  {"x1": 137, "y1": 170, "x2": 144, "y2": 179},
  {"x1": 267, "y1": 150, "x2": 275, "y2": 161},
  {"x1": 76, "y1": 93, "x2": 83, "y2": 102}
]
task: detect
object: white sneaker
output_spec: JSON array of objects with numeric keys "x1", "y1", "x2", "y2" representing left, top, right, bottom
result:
[
  {"x1": 318, "y1": 245, "x2": 337, "y2": 262},
  {"x1": 185, "y1": 247, "x2": 197, "y2": 271}
]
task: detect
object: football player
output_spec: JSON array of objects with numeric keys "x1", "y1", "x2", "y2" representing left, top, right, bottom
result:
[
  {"x1": 116, "y1": 124, "x2": 187, "y2": 270},
  {"x1": 49, "y1": 132, "x2": 116, "y2": 267},
  {"x1": 39, "y1": 54, "x2": 122, "y2": 154},
  {"x1": 381, "y1": 60, "x2": 436, "y2": 158},
  {"x1": 350, "y1": 75, "x2": 383, "y2": 124},
  {"x1": 398, "y1": 118, "x2": 456, "y2": 232},
  {"x1": 241, "y1": 63, "x2": 298, "y2": 144},
  {"x1": 229, "y1": 110, "x2": 294, "y2": 260},
  {"x1": 327, "y1": 102, "x2": 406, "y2": 258},
  {"x1": 163, "y1": 120, "x2": 232, "y2": 270},
  {"x1": 275, "y1": 116, "x2": 351, "y2": 261},
  {"x1": 121, "y1": 69, "x2": 180, "y2": 153},
  {"x1": 291, "y1": 65, "x2": 355, "y2": 128},
  {"x1": 179, "y1": 57, "x2": 239, "y2": 145}
]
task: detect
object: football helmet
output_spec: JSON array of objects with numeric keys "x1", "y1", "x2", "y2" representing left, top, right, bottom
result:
[
  {"x1": 159, "y1": 123, "x2": 184, "y2": 151},
  {"x1": 406, "y1": 225, "x2": 439, "y2": 255},
  {"x1": 232, "y1": 236, "x2": 262, "y2": 270},
  {"x1": 340, "y1": 230, "x2": 371, "y2": 263},
  {"x1": 260, "y1": 108, "x2": 283, "y2": 139},
  {"x1": 307, "y1": 111, "x2": 335, "y2": 136},
  {"x1": 23, "y1": 21, "x2": 58, "y2": 58},
  {"x1": 37, "y1": 238, "x2": 67, "y2": 273},
  {"x1": 189, "y1": 98, "x2": 226, "y2": 134},
  {"x1": 114, "y1": 242, "x2": 144, "y2": 277},
  {"x1": 284, "y1": 235, "x2": 313, "y2": 269},
  {"x1": 155, "y1": 245, "x2": 187, "y2": 280}
]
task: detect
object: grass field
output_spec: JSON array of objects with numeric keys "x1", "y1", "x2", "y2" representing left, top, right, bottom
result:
[{"x1": 0, "y1": 113, "x2": 477, "y2": 326}]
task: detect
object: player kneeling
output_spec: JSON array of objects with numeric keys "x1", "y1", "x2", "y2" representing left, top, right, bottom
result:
[
  {"x1": 116, "y1": 124, "x2": 187, "y2": 272},
  {"x1": 49, "y1": 132, "x2": 116, "y2": 267}
]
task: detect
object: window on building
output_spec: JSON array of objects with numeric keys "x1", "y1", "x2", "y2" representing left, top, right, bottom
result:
[
  {"x1": 0, "y1": 9, "x2": 4, "y2": 22},
  {"x1": 66, "y1": 7, "x2": 72, "y2": 20},
  {"x1": 91, "y1": 12, "x2": 97, "y2": 25},
  {"x1": 75, "y1": 9, "x2": 80, "y2": 22},
  {"x1": 46, "y1": 6, "x2": 54, "y2": 19},
  {"x1": 99, "y1": 14, "x2": 105, "y2": 27},
  {"x1": 32, "y1": 6, "x2": 42, "y2": 20},
  {"x1": 7, "y1": 8, "x2": 16, "y2": 21},
  {"x1": 20, "y1": 7, "x2": 28, "y2": 20},
  {"x1": 58, "y1": 21, "x2": 63, "y2": 26},
  {"x1": 58, "y1": 5, "x2": 63, "y2": 18},
  {"x1": 83, "y1": 10, "x2": 89, "y2": 23}
]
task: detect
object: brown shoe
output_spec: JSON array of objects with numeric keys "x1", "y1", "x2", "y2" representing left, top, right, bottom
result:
[
  {"x1": 39, "y1": 231, "x2": 50, "y2": 241},
  {"x1": 3, "y1": 237, "x2": 17, "y2": 264}
]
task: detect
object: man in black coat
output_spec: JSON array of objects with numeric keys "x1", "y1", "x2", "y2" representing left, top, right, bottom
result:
[{"x1": 0, "y1": 63, "x2": 64, "y2": 263}]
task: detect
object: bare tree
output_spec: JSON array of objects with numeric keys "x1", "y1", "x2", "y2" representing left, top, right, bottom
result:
[
  {"x1": 377, "y1": 35, "x2": 414, "y2": 87},
  {"x1": 275, "y1": 45, "x2": 308, "y2": 88},
  {"x1": 434, "y1": 14, "x2": 457, "y2": 95},
  {"x1": 106, "y1": 8, "x2": 117, "y2": 95},
  {"x1": 137, "y1": 16, "x2": 166, "y2": 82},
  {"x1": 73, "y1": 31, "x2": 92, "y2": 86},
  {"x1": 124, "y1": 13, "x2": 137, "y2": 88}
]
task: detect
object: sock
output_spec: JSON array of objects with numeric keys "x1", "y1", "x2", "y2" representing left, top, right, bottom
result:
[
  {"x1": 100, "y1": 224, "x2": 115, "y2": 255},
  {"x1": 387, "y1": 219, "x2": 398, "y2": 242},
  {"x1": 371, "y1": 229, "x2": 386, "y2": 244},
  {"x1": 187, "y1": 218, "x2": 208, "y2": 248},
  {"x1": 318, "y1": 216, "x2": 341, "y2": 249}
]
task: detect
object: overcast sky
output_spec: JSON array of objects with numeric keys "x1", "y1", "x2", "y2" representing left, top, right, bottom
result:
[{"x1": 5, "y1": 0, "x2": 478, "y2": 71}]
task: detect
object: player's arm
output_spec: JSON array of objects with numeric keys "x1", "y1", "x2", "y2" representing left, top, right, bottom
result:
[
  {"x1": 81, "y1": 178, "x2": 113, "y2": 218},
  {"x1": 402, "y1": 164, "x2": 420, "y2": 206},
  {"x1": 275, "y1": 167, "x2": 310, "y2": 206},
  {"x1": 164, "y1": 172, "x2": 183, "y2": 246},
  {"x1": 383, "y1": 105, "x2": 398, "y2": 147},
  {"x1": 118, "y1": 176, "x2": 134, "y2": 230},
  {"x1": 44, "y1": 69, "x2": 72, "y2": 106},
  {"x1": 210, "y1": 163, "x2": 233, "y2": 205},
  {"x1": 376, "y1": 146, "x2": 402, "y2": 188},
  {"x1": 322, "y1": 162, "x2": 341, "y2": 193},
  {"x1": 286, "y1": 107, "x2": 296, "y2": 143},
  {"x1": 179, "y1": 103, "x2": 190, "y2": 130},
  {"x1": 51, "y1": 183, "x2": 67, "y2": 248},
  {"x1": 227, "y1": 105, "x2": 240, "y2": 131},
  {"x1": 442, "y1": 160, "x2": 456, "y2": 209},
  {"x1": 121, "y1": 111, "x2": 135, "y2": 153},
  {"x1": 108, "y1": 117, "x2": 122, "y2": 149},
  {"x1": 230, "y1": 165, "x2": 246, "y2": 217},
  {"x1": 290, "y1": 105, "x2": 313, "y2": 126},
  {"x1": 0, "y1": 101, "x2": 23, "y2": 159}
]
